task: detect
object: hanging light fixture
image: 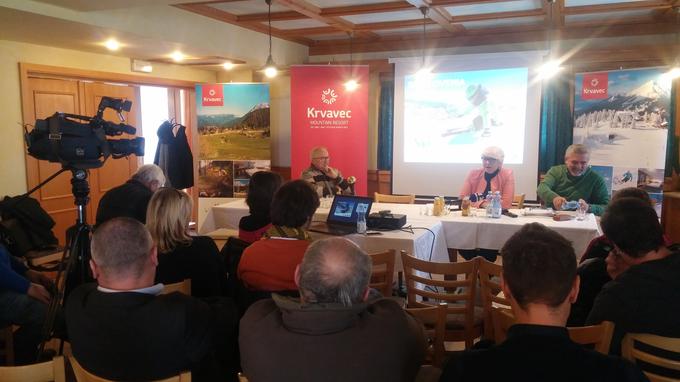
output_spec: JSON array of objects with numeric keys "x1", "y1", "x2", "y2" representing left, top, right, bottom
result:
[
  {"x1": 263, "y1": 0, "x2": 278, "y2": 78},
  {"x1": 344, "y1": 31, "x2": 359, "y2": 91},
  {"x1": 537, "y1": 0, "x2": 563, "y2": 80},
  {"x1": 414, "y1": 6, "x2": 432, "y2": 81}
]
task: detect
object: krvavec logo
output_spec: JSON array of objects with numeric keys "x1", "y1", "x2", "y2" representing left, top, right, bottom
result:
[
  {"x1": 202, "y1": 84, "x2": 224, "y2": 106},
  {"x1": 581, "y1": 73, "x2": 608, "y2": 100},
  {"x1": 321, "y1": 88, "x2": 338, "y2": 105}
]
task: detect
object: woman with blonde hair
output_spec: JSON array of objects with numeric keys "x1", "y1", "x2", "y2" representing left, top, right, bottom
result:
[{"x1": 146, "y1": 188, "x2": 223, "y2": 297}]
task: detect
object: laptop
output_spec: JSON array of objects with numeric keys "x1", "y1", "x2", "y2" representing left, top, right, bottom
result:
[{"x1": 309, "y1": 195, "x2": 373, "y2": 236}]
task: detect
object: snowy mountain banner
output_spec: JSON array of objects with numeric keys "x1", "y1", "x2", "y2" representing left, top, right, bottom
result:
[
  {"x1": 195, "y1": 83, "x2": 271, "y2": 198},
  {"x1": 290, "y1": 65, "x2": 369, "y2": 196},
  {"x1": 573, "y1": 67, "x2": 672, "y2": 216}
]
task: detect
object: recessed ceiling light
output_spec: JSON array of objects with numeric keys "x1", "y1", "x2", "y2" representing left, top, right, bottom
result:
[
  {"x1": 171, "y1": 51, "x2": 185, "y2": 62},
  {"x1": 105, "y1": 38, "x2": 120, "y2": 51},
  {"x1": 223, "y1": 62, "x2": 234, "y2": 70}
]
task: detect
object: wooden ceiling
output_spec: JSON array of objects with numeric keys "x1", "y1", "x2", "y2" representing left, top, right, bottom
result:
[{"x1": 175, "y1": 0, "x2": 680, "y2": 56}]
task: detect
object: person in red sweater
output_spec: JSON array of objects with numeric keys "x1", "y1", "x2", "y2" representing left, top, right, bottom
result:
[{"x1": 237, "y1": 180, "x2": 320, "y2": 292}]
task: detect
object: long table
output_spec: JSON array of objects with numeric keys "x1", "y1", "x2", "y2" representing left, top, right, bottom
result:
[{"x1": 209, "y1": 200, "x2": 602, "y2": 268}]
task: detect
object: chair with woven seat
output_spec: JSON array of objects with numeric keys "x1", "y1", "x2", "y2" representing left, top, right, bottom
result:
[
  {"x1": 405, "y1": 303, "x2": 447, "y2": 368},
  {"x1": 70, "y1": 356, "x2": 191, "y2": 382},
  {"x1": 478, "y1": 259, "x2": 509, "y2": 339},
  {"x1": 161, "y1": 279, "x2": 191, "y2": 295},
  {"x1": 369, "y1": 249, "x2": 396, "y2": 297},
  {"x1": 0, "y1": 355, "x2": 65, "y2": 382},
  {"x1": 401, "y1": 252, "x2": 483, "y2": 349},
  {"x1": 622, "y1": 333, "x2": 680, "y2": 382},
  {"x1": 374, "y1": 192, "x2": 415, "y2": 204},
  {"x1": 512, "y1": 193, "x2": 526, "y2": 209}
]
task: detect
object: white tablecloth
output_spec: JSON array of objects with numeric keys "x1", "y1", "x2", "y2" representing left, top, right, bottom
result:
[{"x1": 209, "y1": 200, "x2": 601, "y2": 266}]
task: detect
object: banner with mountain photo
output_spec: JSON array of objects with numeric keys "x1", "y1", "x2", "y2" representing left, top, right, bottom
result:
[
  {"x1": 573, "y1": 67, "x2": 672, "y2": 216},
  {"x1": 195, "y1": 83, "x2": 270, "y2": 197},
  {"x1": 290, "y1": 65, "x2": 369, "y2": 196}
]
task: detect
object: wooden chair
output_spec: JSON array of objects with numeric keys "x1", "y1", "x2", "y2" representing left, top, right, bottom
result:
[
  {"x1": 369, "y1": 249, "x2": 396, "y2": 297},
  {"x1": 512, "y1": 193, "x2": 526, "y2": 209},
  {"x1": 70, "y1": 357, "x2": 191, "y2": 382},
  {"x1": 478, "y1": 259, "x2": 509, "y2": 339},
  {"x1": 400, "y1": 252, "x2": 483, "y2": 349},
  {"x1": 492, "y1": 308, "x2": 615, "y2": 354},
  {"x1": 161, "y1": 279, "x2": 192, "y2": 295},
  {"x1": 0, "y1": 355, "x2": 65, "y2": 382},
  {"x1": 622, "y1": 333, "x2": 680, "y2": 382},
  {"x1": 374, "y1": 192, "x2": 415, "y2": 204},
  {"x1": 405, "y1": 303, "x2": 447, "y2": 368},
  {"x1": 237, "y1": 372, "x2": 249, "y2": 382},
  {"x1": 0, "y1": 325, "x2": 14, "y2": 365}
]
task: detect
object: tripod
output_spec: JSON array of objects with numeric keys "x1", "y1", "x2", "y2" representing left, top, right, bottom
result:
[{"x1": 36, "y1": 168, "x2": 94, "y2": 358}]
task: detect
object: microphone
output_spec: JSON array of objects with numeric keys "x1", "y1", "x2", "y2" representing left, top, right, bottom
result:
[
  {"x1": 469, "y1": 193, "x2": 484, "y2": 203},
  {"x1": 347, "y1": 176, "x2": 356, "y2": 196}
]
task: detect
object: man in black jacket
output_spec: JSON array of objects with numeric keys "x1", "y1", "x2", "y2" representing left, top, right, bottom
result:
[
  {"x1": 95, "y1": 164, "x2": 165, "y2": 226},
  {"x1": 65, "y1": 217, "x2": 238, "y2": 381},
  {"x1": 440, "y1": 223, "x2": 646, "y2": 382}
]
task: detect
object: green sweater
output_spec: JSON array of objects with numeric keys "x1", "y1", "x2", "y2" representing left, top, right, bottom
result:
[{"x1": 537, "y1": 165, "x2": 610, "y2": 216}]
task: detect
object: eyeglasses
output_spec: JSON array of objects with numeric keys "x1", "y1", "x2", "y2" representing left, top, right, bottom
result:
[
  {"x1": 313, "y1": 156, "x2": 330, "y2": 160},
  {"x1": 481, "y1": 156, "x2": 498, "y2": 163}
]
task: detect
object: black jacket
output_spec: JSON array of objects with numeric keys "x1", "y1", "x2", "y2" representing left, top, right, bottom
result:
[{"x1": 154, "y1": 122, "x2": 193, "y2": 189}]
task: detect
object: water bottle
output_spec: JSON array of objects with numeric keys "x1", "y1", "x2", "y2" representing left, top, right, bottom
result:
[
  {"x1": 356, "y1": 209, "x2": 367, "y2": 234},
  {"x1": 491, "y1": 191, "x2": 502, "y2": 219},
  {"x1": 485, "y1": 195, "x2": 493, "y2": 217}
]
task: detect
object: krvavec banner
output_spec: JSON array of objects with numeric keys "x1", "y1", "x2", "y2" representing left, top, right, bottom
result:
[
  {"x1": 195, "y1": 83, "x2": 271, "y2": 197},
  {"x1": 290, "y1": 65, "x2": 369, "y2": 196},
  {"x1": 573, "y1": 67, "x2": 672, "y2": 216}
]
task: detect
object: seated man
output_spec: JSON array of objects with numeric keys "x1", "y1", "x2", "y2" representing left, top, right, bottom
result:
[
  {"x1": 95, "y1": 164, "x2": 165, "y2": 226},
  {"x1": 0, "y1": 243, "x2": 51, "y2": 365},
  {"x1": 587, "y1": 197, "x2": 680, "y2": 355},
  {"x1": 537, "y1": 144, "x2": 609, "y2": 216},
  {"x1": 239, "y1": 237, "x2": 426, "y2": 382},
  {"x1": 301, "y1": 146, "x2": 352, "y2": 197},
  {"x1": 65, "y1": 217, "x2": 238, "y2": 381},
  {"x1": 440, "y1": 223, "x2": 646, "y2": 382}
]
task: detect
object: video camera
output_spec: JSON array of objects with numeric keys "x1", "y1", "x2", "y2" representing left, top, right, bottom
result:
[{"x1": 25, "y1": 96, "x2": 144, "y2": 169}]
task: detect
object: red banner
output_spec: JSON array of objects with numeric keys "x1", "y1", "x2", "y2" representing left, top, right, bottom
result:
[
  {"x1": 581, "y1": 72, "x2": 608, "y2": 100},
  {"x1": 291, "y1": 65, "x2": 369, "y2": 196},
  {"x1": 202, "y1": 84, "x2": 224, "y2": 106}
]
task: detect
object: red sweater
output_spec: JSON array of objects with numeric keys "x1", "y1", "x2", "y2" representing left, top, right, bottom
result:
[{"x1": 237, "y1": 238, "x2": 310, "y2": 291}]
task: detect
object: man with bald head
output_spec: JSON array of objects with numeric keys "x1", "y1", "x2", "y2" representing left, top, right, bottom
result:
[
  {"x1": 239, "y1": 237, "x2": 425, "y2": 382},
  {"x1": 301, "y1": 146, "x2": 353, "y2": 197}
]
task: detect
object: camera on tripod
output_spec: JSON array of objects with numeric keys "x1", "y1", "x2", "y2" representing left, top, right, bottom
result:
[{"x1": 25, "y1": 96, "x2": 144, "y2": 169}]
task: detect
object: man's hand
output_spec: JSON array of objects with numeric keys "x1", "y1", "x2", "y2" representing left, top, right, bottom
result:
[
  {"x1": 27, "y1": 283, "x2": 51, "y2": 304},
  {"x1": 322, "y1": 166, "x2": 339, "y2": 180},
  {"x1": 552, "y1": 196, "x2": 567, "y2": 210},
  {"x1": 578, "y1": 199, "x2": 589, "y2": 214},
  {"x1": 26, "y1": 270, "x2": 54, "y2": 290}
]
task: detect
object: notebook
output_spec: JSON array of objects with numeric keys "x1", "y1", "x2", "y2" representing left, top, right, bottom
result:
[{"x1": 309, "y1": 195, "x2": 373, "y2": 236}]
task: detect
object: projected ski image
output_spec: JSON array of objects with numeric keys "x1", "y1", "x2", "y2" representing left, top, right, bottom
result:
[{"x1": 404, "y1": 67, "x2": 528, "y2": 164}]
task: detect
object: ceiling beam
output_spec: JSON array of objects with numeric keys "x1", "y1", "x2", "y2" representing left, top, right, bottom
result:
[
  {"x1": 406, "y1": 0, "x2": 460, "y2": 33},
  {"x1": 564, "y1": 0, "x2": 671, "y2": 15},
  {"x1": 451, "y1": 8, "x2": 545, "y2": 22},
  {"x1": 272, "y1": 0, "x2": 380, "y2": 39},
  {"x1": 321, "y1": 1, "x2": 414, "y2": 17},
  {"x1": 236, "y1": 11, "x2": 305, "y2": 22}
]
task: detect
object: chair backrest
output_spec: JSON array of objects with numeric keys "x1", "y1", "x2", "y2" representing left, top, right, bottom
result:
[
  {"x1": 0, "y1": 325, "x2": 14, "y2": 365},
  {"x1": 0, "y1": 355, "x2": 65, "y2": 382},
  {"x1": 478, "y1": 259, "x2": 509, "y2": 339},
  {"x1": 567, "y1": 321, "x2": 615, "y2": 354},
  {"x1": 221, "y1": 236, "x2": 251, "y2": 296},
  {"x1": 374, "y1": 192, "x2": 415, "y2": 204},
  {"x1": 512, "y1": 193, "x2": 526, "y2": 209},
  {"x1": 405, "y1": 303, "x2": 447, "y2": 368},
  {"x1": 369, "y1": 249, "x2": 396, "y2": 297},
  {"x1": 622, "y1": 333, "x2": 680, "y2": 382},
  {"x1": 400, "y1": 251, "x2": 479, "y2": 329},
  {"x1": 70, "y1": 357, "x2": 191, "y2": 382},
  {"x1": 161, "y1": 279, "x2": 192, "y2": 295}
]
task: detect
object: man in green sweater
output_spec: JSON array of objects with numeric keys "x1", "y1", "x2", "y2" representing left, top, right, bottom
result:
[{"x1": 537, "y1": 144, "x2": 610, "y2": 216}]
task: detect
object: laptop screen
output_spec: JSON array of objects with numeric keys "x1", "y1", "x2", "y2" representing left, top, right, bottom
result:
[{"x1": 326, "y1": 195, "x2": 373, "y2": 226}]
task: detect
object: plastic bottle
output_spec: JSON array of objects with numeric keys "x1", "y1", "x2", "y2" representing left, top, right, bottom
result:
[
  {"x1": 491, "y1": 191, "x2": 502, "y2": 218},
  {"x1": 356, "y1": 209, "x2": 367, "y2": 234},
  {"x1": 485, "y1": 194, "x2": 493, "y2": 217}
]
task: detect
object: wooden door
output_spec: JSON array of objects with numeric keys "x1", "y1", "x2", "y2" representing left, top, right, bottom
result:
[
  {"x1": 81, "y1": 82, "x2": 141, "y2": 225},
  {"x1": 23, "y1": 77, "x2": 81, "y2": 245}
]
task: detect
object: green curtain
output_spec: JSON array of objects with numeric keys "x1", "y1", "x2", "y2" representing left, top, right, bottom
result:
[
  {"x1": 665, "y1": 84, "x2": 679, "y2": 176},
  {"x1": 377, "y1": 78, "x2": 394, "y2": 170},
  {"x1": 538, "y1": 71, "x2": 574, "y2": 173}
]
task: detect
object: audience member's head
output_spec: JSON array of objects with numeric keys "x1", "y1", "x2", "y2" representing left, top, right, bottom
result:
[
  {"x1": 146, "y1": 188, "x2": 192, "y2": 253},
  {"x1": 601, "y1": 197, "x2": 663, "y2": 259},
  {"x1": 270, "y1": 180, "x2": 320, "y2": 228},
  {"x1": 90, "y1": 217, "x2": 156, "y2": 286},
  {"x1": 481, "y1": 146, "x2": 504, "y2": 174},
  {"x1": 501, "y1": 223, "x2": 577, "y2": 313},
  {"x1": 246, "y1": 171, "x2": 283, "y2": 216},
  {"x1": 611, "y1": 187, "x2": 651, "y2": 204},
  {"x1": 297, "y1": 237, "x2": 371, "y2": 306},
  {"x1": 131, "y1": 164, "x2": 166, "y2": 192},
  {"x1": 564, "y1": 144, "x2": 590, "y2": 177}
]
